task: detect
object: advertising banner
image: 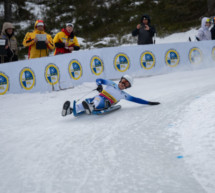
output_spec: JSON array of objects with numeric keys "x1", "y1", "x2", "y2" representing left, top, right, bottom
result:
[{"x1": 0, "y1": 41, "x2": 215, "y2": 95}]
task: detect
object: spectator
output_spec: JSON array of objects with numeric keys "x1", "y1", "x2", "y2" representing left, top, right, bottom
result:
[
  {"x1": 53, "y1": 23, "x2": 80, "y2": 55},
  {"x1": 0, "y1": 22, "x2": 18, "y2": 63},
  {"x1": 23, "y1": 20, "x2": 54, "y2": 59},
  {"x1": 196, "y1": 17, "x2": 211, "y2": 41},
  {"x1": 132, "y1": 14, "x2": 156, "y2": 45},
  {"x1": 211, "y1": 17, "x2": 215, "y2": 40}
]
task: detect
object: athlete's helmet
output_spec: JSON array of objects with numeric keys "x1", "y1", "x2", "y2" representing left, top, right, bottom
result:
[{"x1": 120, "y1": 74, "x2": 133, "y2": 88}]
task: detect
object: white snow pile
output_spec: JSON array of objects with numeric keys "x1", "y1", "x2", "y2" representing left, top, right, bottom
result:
[{"x1": 173, "y1": 91, "x2": 215, "y2": 193}]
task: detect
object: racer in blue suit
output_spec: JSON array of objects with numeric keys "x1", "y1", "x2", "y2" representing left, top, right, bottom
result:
[{"x1": 62, "y1": 75, "x2": 160, "y2": 116}]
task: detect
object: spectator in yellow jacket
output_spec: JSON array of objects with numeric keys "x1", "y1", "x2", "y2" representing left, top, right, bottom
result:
[
  {"x1": 53, "y1": 23, "x2": 80, "y2": 55},
  {"x1": 23, "y1": 20, "x2": 54, "y2": 59}
]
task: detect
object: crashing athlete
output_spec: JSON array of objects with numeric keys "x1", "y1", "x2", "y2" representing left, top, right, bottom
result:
[{"x1": 62, "y1": 75, "x2": 160, "y2": 116}]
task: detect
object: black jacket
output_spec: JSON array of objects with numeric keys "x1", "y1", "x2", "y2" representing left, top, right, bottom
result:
[
  {"x1": 211, "y1": 26, "x2": 215, "y2": 40},
  {"x1": 0, "y1": 38, "x2": 18, "y2": 63},
  {"x1": 132, "y1": 14, "x2": 156, "y2": 45}
]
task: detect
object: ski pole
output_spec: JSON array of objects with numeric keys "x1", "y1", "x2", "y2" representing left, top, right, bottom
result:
[{"x1": 76, "y1": 89, "x2": 96, "y2": 102}]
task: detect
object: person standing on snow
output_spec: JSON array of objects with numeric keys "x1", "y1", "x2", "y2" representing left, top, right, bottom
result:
[
  {"x1": 196, "y1": 17, "x2": 212, "y2": 41},
  {"x1": 0, "y1": 22, "x2": 18, "y2": 63},
  {"x1": 211, "y1": 17, "x2": 215, "y2": 40},
  {"x1": 132, "y1": 14, "x2": 156, "y2": 45},
  {"x1": 53, "y1": 23, "x2": 80, "y2": 55},
  {"x1": 62, "y1": 75, "x2": 160, "y2": 117},
  {"x1": 23, "y1": 20, "x2": 54, "y2": 59}
]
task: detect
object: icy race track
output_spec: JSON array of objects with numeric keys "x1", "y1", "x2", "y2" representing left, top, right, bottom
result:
[{"x1": 1, "y1": 67, "x2": 215, "y2": 193}]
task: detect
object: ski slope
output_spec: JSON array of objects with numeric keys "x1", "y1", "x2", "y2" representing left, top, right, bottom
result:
[{"x1": 1, "y1": 67, "x2": 215, "y2": 193}]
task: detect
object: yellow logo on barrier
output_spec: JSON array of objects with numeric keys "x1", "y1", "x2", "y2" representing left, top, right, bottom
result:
[
  {"x1": 189, "y1": 47, "x2": 203, "y2": 64},
  {"x1": 140, "y1": 51, "x2": 156, "y2": 69},
  {"x1": 212, "y1": 47, "x2": 215, "y2": 61},
  {"x1": 69, "y1": 60, "x2": 82, "y2": 80},
  {"x1": 90, "y1": 56, "x2": 104, "y2": 75},
  {"x1": 0, "y1": 72, "x2": 9, "y2": 95},
  {"x1": 114, "y1": 53, "x2": 130, "y2": 72},
  {"x1": 165, "y1": 49, "x2": 180, "y2": 67},
  {"x1": 20, "y1": 68, "x2": 35, "y2": 90},
  {"x1": 45, "y1": 64, "x2": 60, "y2": 85}
]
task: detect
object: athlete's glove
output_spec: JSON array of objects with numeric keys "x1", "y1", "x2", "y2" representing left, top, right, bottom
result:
[
  {"x1": 148, "y1": 101, "x2": 160, "y2": 105},
  {"x1": 96, "y1": 85, "x2": 103, "y2": 93}
]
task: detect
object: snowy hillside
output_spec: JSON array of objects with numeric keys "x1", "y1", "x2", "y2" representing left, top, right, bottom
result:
[
  {"x1": 81, "y1": 28, "x2": 199, "y2": 49},
  {"x1": 1, "y1": 65, "x2": 215, "y2": 193}
]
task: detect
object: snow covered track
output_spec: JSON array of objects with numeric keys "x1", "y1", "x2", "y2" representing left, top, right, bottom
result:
[{"x1": 1, "y1": 67, "x2": 215, "y2": 193}]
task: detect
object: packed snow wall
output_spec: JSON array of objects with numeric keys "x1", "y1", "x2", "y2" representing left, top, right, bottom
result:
[{"x1": 0, "y1": 41, "x2": 215, "y2": 95}]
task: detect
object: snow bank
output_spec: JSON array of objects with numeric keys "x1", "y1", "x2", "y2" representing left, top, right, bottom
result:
[{"x1": 174, "y1": 91, "x2": 215, "y2": 193}]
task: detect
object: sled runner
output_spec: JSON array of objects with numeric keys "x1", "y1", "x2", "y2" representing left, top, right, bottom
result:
[{"x1": 73, "y1": 100, "x2": 121, "y2": 117}]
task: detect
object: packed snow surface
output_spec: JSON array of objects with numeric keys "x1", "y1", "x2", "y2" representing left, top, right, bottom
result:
[{"x1": 1, "y1": 66, "x2": 215, "y2": 193}]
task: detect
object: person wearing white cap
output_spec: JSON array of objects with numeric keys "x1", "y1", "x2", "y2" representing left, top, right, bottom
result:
[
  {"x1": 53, "y1": 22, "x2": 80, "y2": 55},
  {"x1": 23, "y1": 20, "x2": 54, "y2": 59}
]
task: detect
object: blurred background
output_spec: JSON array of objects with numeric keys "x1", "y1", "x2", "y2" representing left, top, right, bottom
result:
[{"x1": 0, "y1": 0, "x2": 214, "y2": 59}]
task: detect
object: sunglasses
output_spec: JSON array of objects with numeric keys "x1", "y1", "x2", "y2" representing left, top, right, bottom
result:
[{"x1": 120, "y1": 79, "x2": 131, "y2": 88}]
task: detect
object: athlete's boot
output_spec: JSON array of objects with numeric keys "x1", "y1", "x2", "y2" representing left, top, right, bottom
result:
[
  {"x1": 82, "y1": 101, "x2": 94, "y2": 115},
  {"x1": 62, "y1": 101, "x2": 73, "y2": 116}
]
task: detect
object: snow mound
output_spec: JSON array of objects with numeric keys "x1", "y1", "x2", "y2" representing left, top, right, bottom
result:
[{"x1": 175, "y1": 91, "x2": 215, "y2": 193}]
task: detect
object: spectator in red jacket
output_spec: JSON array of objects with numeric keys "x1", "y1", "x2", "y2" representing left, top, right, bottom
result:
[{"x1": 53, "y1": 23, "x2": 80, "y2": 55}]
